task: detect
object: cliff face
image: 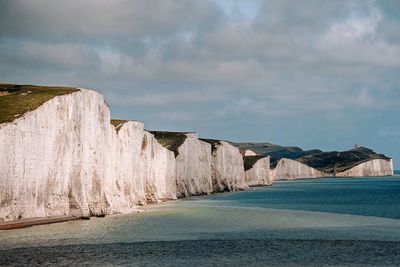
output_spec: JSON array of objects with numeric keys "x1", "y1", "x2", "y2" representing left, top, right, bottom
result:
[
  {"x1": 0, "y1": 85, "x2": 394, "y2": 222},
  {"x1": 245, "y1": 156, "x2": 272, "y2": 186},
  {"x1": 208, "y1": 141, "x2": 247, "y2": 192},
  {"x1": 140, "y1": 131, "x2": 177, "y2": 202},
  {"x1": 272, "y1": 158, "x2": 329, "y2": 180},
  {"x1": 110, "y1": 123, "x2": 178, "y2": 204},
  {"x1": 296, "y1": 147, "x2": 392, "y2": 175},
  {"x1": 175, "y1": 133, "x2": 212, "y2": 197},
  {"x1": 231, "y1": 143, "x2": 394, "y2": 179},
  {"x1": 0, "y1": 89, "x2": 183, "y2": 221},
  {"x1": 336, "y1": 159, "x2": 394, "y2": 177},
  {"x1": 244, "y1": 150, "x2": 257, "y2": 156},
  {"x1": 0, "y1": 89, "x2": 111, "y2": 221},
  {"x1": 108, "y1": 121, "x2": 146, "y2": 212}
]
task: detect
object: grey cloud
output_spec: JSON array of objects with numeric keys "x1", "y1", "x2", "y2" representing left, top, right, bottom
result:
[
  {"x1": 106, "y1": 89, "x2": 223, "y2": 107},
  {"x1": 0, "y1": 0, "x2": 399, "y2": 168},
  {"x1": 0, "y1": 0, "x2": 222, "y2": 40},
  {"x1": 0, "y1": 40, "x2": 98, "y2": 70},
  {"x1": 378, "y1": 126, "x2": 400, "y2": 140}
]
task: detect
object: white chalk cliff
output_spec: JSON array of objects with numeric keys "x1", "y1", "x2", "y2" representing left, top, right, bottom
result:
[
  {"x1": 174, "y1": 133, "x2": 212, "y2": 197},
  {"x1": 0, "y1": 89, "x2": 179, "y2": 221},
  {"x1": 244, "y1": 150, "x2": 257, "y2": 156},
  {"x1": 109, "y1": 120, "x2": 178, "y2": 208},
  {"x1": 336, "y1": 159, "x2": 394, "y2": 177},
  {"x1": 271, "y1": 158, "x2": 329, "y2": 180},
  {"x1": 0, "y1": 87, "x2": 394, "y2": 222},
  {"x1": 245, "y1": 156, "x2": 272, "y2": 186},
  {"x1": 0, "y1": 89, "x2": 111, "y2": 220},
  {"x1": 205, "y1": 140, "x2": 247, "y2": 192},
  {"x1": 140, "y1": 131, "x2": 177, "y2": 202},
  {"x1": 109, "y1": 120, "x2": 146, "y2": 212}
]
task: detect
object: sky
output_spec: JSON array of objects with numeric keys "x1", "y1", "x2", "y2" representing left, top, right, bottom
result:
[{"x1": 0, "y1": 0, "x2": 399, "y2": 168}]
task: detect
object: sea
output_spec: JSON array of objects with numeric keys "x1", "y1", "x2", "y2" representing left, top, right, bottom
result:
[{"x1": 1, "y1": 174, "x2": 400, "y2": 266}]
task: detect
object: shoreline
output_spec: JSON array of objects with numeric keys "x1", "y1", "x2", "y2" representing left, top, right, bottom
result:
[
  {"x1": 2, "y1": 175, "x2": 399, "y2": 231},
  {"x1": 0, "y1": 216, "x2": 81, "y2": 231}
]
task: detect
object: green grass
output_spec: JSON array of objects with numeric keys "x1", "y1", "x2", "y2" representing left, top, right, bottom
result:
[
  {"x1": 229, "y1": 141, "x2": 321, "y2": 159},
  {"x1": 110, "y1": 119, "x2": 128, "y2": 132},
  {"x1": 0, "y1": 84, "x2": 79, "y2": 124},
  {"x1": 150, "y1": 131, "x2": 189, "y2": 157},
  {"x1": 243, "y1": 155, "x2": 269, "y2": 171},
  {"x1": 297, "y1": 146, "x2": 391, "y2": 173},
  {"x1": 233, "y1": 141, "x2": 390, "y2": 172},
  {"x1": 199, "y1": 138, "x2": 222, "y2": 153},
  {"x1": 269, "y1": 156, "x2": 281, "y2": 170}
]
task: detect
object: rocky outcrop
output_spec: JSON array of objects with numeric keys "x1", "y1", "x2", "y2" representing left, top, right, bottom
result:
[
  {"x1": 272, "y1": 158, "x2": 329, "y2": 180},
  {"x1": 336, "y1": 159, "x2": 394, "y2": 177},
  {"x1": 244, "y1": 156, "x2": 272, "y2": 186},
  {"x1": 201, "y1": 139, "x2": 247, "y2": 192}
]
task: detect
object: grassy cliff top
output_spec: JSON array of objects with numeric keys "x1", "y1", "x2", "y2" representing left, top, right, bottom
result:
[
  {"x1": 232, "y1": 142, "x2": 390, "y2": 172},
  {"x1": 149, "y1": 131, "x2": 189, "y2": 157},
  {"x1": 0, "y1": 84, "x2": 79, "y2": 124},
  {"x1": 199, "y1": 138, "x2": 222, "y2": 153},
  {"x1": 297, "y1": 146, "x2": 391, "y2": 173},
  {"x1": 110, "y1": 119, "x2": 128, "y2": 132},
  {"x1": 243, "y1": 155, "x2": 269, "y2": 171},
  {"x1": 230, "y1": 141, "x2": 322, "y2": 159},
  {"x1": 269, "y1": 156, "x2": 282, "y2": 170}
]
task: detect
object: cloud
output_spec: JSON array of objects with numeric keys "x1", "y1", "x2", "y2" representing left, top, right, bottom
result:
[
  {"x1": 378, "y1": 126, "x2": 400, "y2": 141},
  {"x1": 216, "y1": 0, "x2": 262, "y2": 19},
  {"x1": 98, "y1": 49, "x2": 121, "y2": 75},
  {"x1": 314, "y1": 1, "x2": 400, "y2": 68},
  {"x1": 0, "y1": 40, "x2": 96, "y2": 69},
  {"x1": 0, "y1": 0, "x2": 222, "y2": 41},
  {"x1": 106, "y1": 90, "x2": 223, "y2": 107},
  {"x1": 321, "y1": 12, "x2": 381, "y2": 45},
  {"x1": 0, "y1": 0, "x2": 400, "y2": 167},
  {"x1": 355, "y1": 88, "x2": 375, "y2": 108}
]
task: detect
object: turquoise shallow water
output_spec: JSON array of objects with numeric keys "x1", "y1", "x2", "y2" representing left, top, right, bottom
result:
[{"x1": 1, "y1": 176, "x2": 400, "y2": 266}]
